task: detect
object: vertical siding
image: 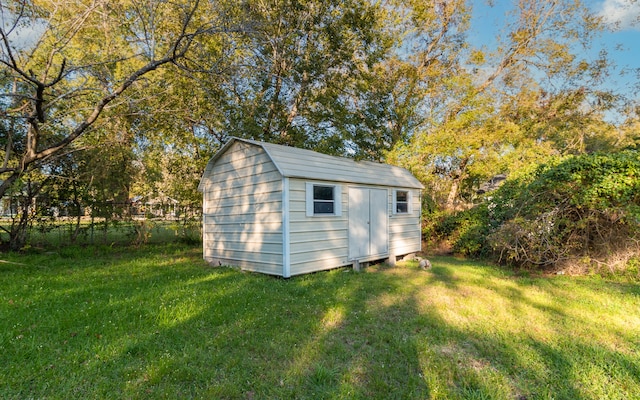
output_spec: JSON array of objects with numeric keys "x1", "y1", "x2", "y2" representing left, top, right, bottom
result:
[
  {"x1": 201, "y1": 141, "x2": 283, "y2": 275},
  {"x1": 388, "y1": 189, "x2": 422, "y2": 257},
  {"x1": 288, "y1": 179, "x2": 350, "y2": 276}
]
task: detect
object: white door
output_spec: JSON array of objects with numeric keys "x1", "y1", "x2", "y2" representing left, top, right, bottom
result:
[{"x1": 348, "y1": 187, "x2": 388, "y2": 260}]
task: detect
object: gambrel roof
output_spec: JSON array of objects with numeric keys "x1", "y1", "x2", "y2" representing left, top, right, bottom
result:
[{"x1": 199, "y1": 137, "x2": 424, "y2": 191}]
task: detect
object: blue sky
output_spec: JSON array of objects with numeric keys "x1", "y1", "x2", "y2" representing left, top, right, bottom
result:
[{"x1": 468, "y1": 0, "x2": 640, "y2": 102}]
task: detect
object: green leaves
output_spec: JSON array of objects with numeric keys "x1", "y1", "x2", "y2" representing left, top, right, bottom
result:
[
  {"x1": 485, "y1": 151, "x2": 640, "y2": 269},
  {"x1": 429, "y1": 150, "x2": 639, "y2": 271},
  {"x1": 213, "y1": 0, "x2": 395, "y2": 158}
]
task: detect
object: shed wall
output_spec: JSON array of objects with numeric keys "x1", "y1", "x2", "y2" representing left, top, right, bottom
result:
[
  {"x1": 201, "y1": 141, "x2": 283, "y2": 275},
  {"x1": 288, "y1": 179, "x2": 350, "y2": 276},
  {"x1": 388, "y1": 189, "x2": 422, "y2": 257},
  {"x1": 287, "y1": 180, "x2": 421, "y2": 276}
]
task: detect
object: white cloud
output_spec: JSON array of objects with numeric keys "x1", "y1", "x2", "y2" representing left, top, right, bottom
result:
[{"x1": 599, "y1": 0, "x2": 640, "y2": 31}]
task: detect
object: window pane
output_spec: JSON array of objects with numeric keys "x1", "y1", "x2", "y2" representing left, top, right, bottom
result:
[
  {"x1": 314, "y1": 201, "x2": 334, "y2": 214},
  {"x1": 313, "y1": 185, "x2": 334, "y2": 201},
  {"x1": 396, "y1": 191, "x2": 409, "y2": 213}
]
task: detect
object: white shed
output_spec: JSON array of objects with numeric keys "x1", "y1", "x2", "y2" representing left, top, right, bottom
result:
[{"x1": 198, "y1": 137, "x2": 424, "y2": 277}]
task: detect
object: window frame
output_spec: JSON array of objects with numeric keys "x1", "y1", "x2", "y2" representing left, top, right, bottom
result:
[
  {"x1": 306, "y1": 183, "x2": 342, "y2": 217},
  {"x1": 393, "y1": 189, "x2": 412, "y2": 215}
]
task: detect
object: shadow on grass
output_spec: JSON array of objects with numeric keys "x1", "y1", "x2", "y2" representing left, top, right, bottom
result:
[{"x1": 1, "y1": 246, "x2": 639, "y2": 399}]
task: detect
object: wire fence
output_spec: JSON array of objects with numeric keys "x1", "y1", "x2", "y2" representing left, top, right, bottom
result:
[{"x1": 0, "y1": 204, "x2": 202, "y2": 250}]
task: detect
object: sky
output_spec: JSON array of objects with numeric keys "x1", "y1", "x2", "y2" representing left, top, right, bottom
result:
[
  {"x1": 597, "y1": 0, "x2": 640, "y2": 98},
  {"x1": 468, "y1": 0, "x2": 640, "y2": 103}
]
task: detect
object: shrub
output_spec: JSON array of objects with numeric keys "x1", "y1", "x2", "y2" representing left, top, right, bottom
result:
[
  {"x1": 484, "y1": 151, "x2": 640, "y2": 271},
  {"x1": 425, "y1": 205, "x2": 492, "y2": 257},
  {"x1": 448, "y1": 206, "x2": 492, "y2": 257}
]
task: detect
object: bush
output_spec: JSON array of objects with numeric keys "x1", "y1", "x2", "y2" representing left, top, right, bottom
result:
[
  {"x1": 169, "y1": 218, "x2": 202, "y2": 245},
  {"x1": 448, "y1": 207, "x2": 492, "y2": 257},
  {"x1": 483, "y1": 151, "x2": 640, "y2": 271},
  {"x1": 433, "y1": 151, "x2": 640, "y2": 272}
]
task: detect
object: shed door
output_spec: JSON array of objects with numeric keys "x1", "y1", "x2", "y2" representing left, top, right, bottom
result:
[{"x1": 348, "y1": 187, "x2": 388, "y2": 260}]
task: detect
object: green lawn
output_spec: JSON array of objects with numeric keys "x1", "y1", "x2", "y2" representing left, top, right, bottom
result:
[{"x1": 1, "y1": 244, "x2": 638, "y2": 399}]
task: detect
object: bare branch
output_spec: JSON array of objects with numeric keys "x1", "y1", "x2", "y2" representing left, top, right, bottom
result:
[{"x1": 28, "y1": 0, "x2": 209, "y2": 166}]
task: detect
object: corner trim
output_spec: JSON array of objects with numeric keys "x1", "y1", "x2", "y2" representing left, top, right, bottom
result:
[{"x1": 282, "y1": 177, "x2": 291, "y2": 278}]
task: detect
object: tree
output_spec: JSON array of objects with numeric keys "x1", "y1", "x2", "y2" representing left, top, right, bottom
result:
[
  {"x1": 387, "y1": 0, "x2": 627, "y2": 210},
  {"x1": 209, "y1": 0, "x2": 395, "y2": 159},
  {"x1": 0, "y1": 0, "x2": 240, "y2": 248}
]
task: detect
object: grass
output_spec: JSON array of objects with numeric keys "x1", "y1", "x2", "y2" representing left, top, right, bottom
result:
[{"x1": 1, "y1": 244, "x2": 639, "y2": 399}]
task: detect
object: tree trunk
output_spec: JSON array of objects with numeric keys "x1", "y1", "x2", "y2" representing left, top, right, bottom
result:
[
  {"x1": 445, "y1": 179, "x2": 461, "y2": 211},
  {"x1": 444, "y1": 157, "x2": 470, "y2": 211},
  {"x1": 7, "y1": 181, "x2": 38, "y2": 250}
]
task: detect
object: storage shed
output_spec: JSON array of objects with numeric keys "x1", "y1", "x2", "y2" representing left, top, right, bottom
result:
[{"x1": 198, "y1": 137, "x2": 424, "y2": 277}]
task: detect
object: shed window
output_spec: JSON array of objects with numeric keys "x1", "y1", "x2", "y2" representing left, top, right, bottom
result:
[
  {"x1": 393, "y1": 190, "x2": 411, "y2": 214},
  {"x1": 306, "y1": 183, "x2": 342, "y2": 216},
  {"x1": 313, "y1": 185, "x2": 334, "y2": 214}
]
